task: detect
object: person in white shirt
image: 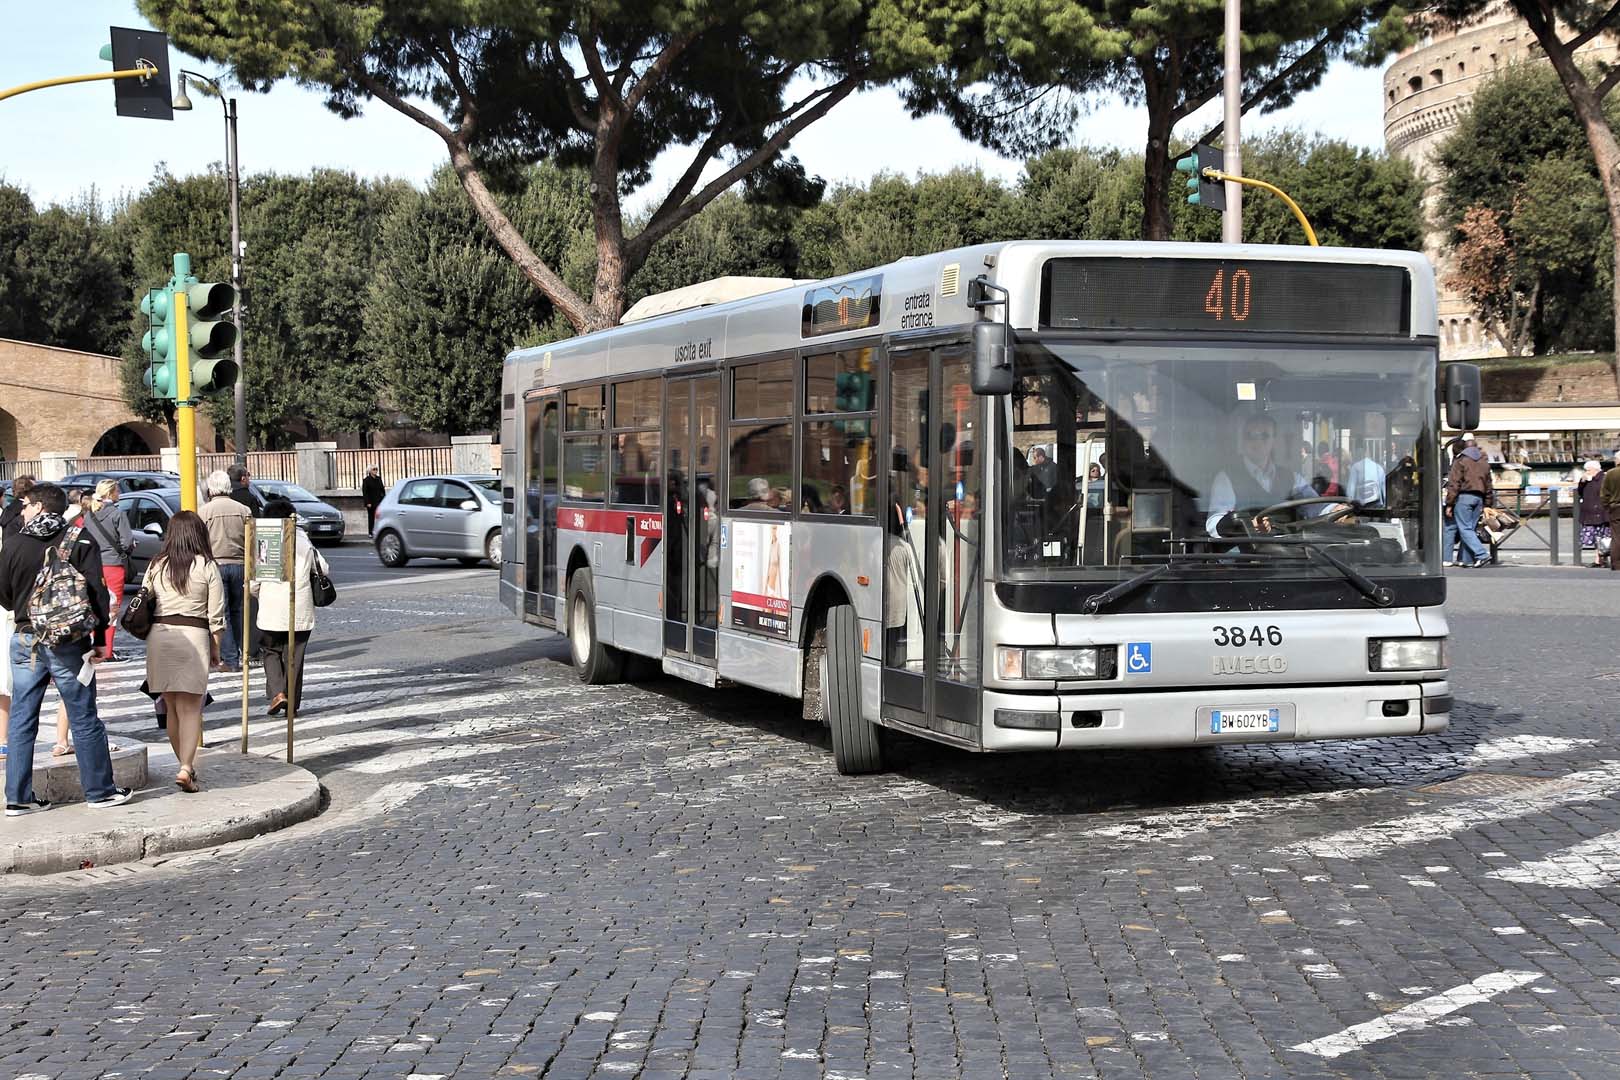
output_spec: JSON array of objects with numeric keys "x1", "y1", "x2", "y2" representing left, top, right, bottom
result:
[{"x1": 1205, "y1": 414, "x2": 1312, "y2": 537}]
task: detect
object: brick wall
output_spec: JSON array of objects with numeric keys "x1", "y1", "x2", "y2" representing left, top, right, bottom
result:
[{"x1": 1479, "y1": 361, "x2": 1618, "y2": 403}]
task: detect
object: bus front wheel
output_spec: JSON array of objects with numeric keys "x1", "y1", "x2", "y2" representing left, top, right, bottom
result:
[
  {"x1": 567, "y1": 569, "x2": 624, "y2": 684},
  {"x1": 823, "y1": 602, "x2": 884, "y2": 775}
]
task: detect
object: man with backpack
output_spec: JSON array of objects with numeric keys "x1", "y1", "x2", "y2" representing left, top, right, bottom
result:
[{"x1": 0, "y1": 483, "x2": 130, "y2": 815}]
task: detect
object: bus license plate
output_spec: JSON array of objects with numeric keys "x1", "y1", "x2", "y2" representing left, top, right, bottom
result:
[{"x1": 1209, "y1": 707, "x2": 1280, "y2": 734}]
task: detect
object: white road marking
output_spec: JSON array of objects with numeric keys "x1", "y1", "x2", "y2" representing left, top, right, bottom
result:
[
  {"x1": 1082, "y1": 788, "x2": 1374, "y2": 844},
  {"x1": 1488, "y1": 830, "x2": 1620, "y2": 889},
  {"x1": 1274, "y1": 762, "x2": 1620, "y2": 860},
  {"x1": 1288, "y1": 970, "x2": 1543, "y2": 1058},
  {"x1": 343, "y1": 743, "x2": 516, "y2": 775},
  {"x1": 1458, "y1": 735, "x2": 1596, "y2": 767},
  {"x1": 340, "y1": 569, "x2": 492, "y2": 592}
]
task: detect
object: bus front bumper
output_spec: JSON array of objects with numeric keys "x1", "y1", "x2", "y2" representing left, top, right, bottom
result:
[{"x1": 981, "y1": 680, "x2": 1451, "y2": 751}]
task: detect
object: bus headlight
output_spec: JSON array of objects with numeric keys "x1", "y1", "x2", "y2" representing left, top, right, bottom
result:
[
  {"x1": 995, "y1": 646, "x2": 1116, "y2": 680},
  {"x1": 1368, "y1": 637, "x2": 1447, "y2": 671}
]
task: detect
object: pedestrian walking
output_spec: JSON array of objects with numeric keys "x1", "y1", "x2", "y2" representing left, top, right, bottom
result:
[
  {"x1": 361, "y1": 466, "x2": 385, "y2": 537},
  {"x1": 198, "y1": 470, "x2": 252, "y2": 671},
  {"x1": 1578, "y1": 460, "x2": 1611, "y2": 567},
  {"x1": 80, "y1": 480, "x2": 133, "y2": 661},
  {"x1": 142, "y1": 511, "x2": 225, "y2": 794},
  {"x1": 252, "y1": 498, "x2": 328, "y2": 716},
  {"x1": 228, "y1": 464, "x2": 264, "y2": 515},
  {"x1": 0, "y1": 483, "x2": 129, "y2": 815},
  {"x1": 1601, "y1": 457, "x2": 1620, "y2": 574},
  {"x1": 1443, "y1": 432, "x2": 1493, "y2": 569}
]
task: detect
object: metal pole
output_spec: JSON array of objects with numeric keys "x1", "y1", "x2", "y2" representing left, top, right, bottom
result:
[
  {"x1": 1222, "y1": 0, "x2": 1243, "y2": 243},
  {"x1": 226, "y1": 97, "x2": 247, "y2": 466},
  {"x1": 173, "y1": 255, "x2": 199, "y2": 513},
  {"x1": 285, "y1": 519, "x2": 296, "y2": 763},
  {"x1": 241, "y1": 517, "x2": 253, "y2": 753},
  {"x1": 1549, "y1": 488, "x2": 1561, "y2": 565}
]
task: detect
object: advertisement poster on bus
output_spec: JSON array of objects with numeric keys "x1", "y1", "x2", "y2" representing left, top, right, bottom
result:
[{"x1": 730, "y1": 520, "x2": 790, "y2": 637}]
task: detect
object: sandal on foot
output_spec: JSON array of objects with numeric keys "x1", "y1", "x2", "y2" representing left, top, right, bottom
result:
[
  {"x1": 51, "y1": 742, "x2": 74, "y2": 757},
  {"x1": 174, "y1": 766, "x2": 199, "y2": 794}
]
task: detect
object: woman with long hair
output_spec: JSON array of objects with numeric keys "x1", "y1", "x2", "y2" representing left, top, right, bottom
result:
[{"x1": 143, "y1": 511, "x2": 225, "y2": 792}]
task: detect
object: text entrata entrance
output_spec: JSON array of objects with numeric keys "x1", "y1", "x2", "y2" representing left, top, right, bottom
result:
[{"x1": 664, "y1": 375, "x2": 721, "y2": 660}]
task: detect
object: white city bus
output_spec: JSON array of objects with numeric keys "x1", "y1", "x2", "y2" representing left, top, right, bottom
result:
[{"x1": 499, "y1": 241, "x2": 1482, "y2": 774}]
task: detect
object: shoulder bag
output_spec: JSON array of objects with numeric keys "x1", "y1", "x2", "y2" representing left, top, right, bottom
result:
[
  {"x1": 310, "y1": 556, "x2": 336, "y2": 608},
  {"x1": 120, "y1": 566, "x2": 157, "y2": 640}
]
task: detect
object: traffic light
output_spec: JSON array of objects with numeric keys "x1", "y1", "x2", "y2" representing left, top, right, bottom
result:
[
  {"x1": 184, "y1": 280, "x2": 238, "y2": 393},
  {"x1": 140, "y1": 286, "x2": 177, "y2": 399},
  {"x1": 834, "y1": 371, "x2": 872, "y2": 412},
  {"x1": 104, "y1": 26, "x2": 173, "y2": 121},
  {"x1": 1175, "y1": 143, "x2": 1226, "y2": 211}
]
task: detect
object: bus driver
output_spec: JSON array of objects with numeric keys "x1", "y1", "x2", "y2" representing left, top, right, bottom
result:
[{"x1": 1205, "y1": 414, "x2": 1312, "y2": 538}]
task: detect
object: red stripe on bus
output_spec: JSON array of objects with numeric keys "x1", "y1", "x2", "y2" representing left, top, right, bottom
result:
[{"x1": 557, "y1": 507, "x2": 665, "y2": 537}]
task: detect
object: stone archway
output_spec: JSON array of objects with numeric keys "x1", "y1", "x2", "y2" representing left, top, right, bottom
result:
[
  {"x1": 91, "y1": 422, "x2": 166, "y2": 457},
  {"x1": 0, "y1": 408, "x2": 17, "y2": 462}
]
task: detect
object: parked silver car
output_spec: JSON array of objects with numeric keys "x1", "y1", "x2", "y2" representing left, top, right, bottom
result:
[
  {"x1": 373, "y1": 474, "x2": 501, "y2": 567},
  {"x1": 118, "y1": 487, "x2": 183, "y2": 585}
]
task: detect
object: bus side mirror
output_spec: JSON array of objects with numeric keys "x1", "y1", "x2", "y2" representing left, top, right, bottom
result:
[
  {"x1": 971, "y1": 321, "x2": 1013, "y2": 395},
  {"x1": 1443, "y1": 363, "x2": 1482, "y2": 432}
]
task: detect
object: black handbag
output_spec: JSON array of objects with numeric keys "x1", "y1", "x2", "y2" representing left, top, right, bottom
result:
[
  {"x1": 310, "y1": 564, "x2": 336, "y2": 608},
  {"x1": 120, "y1": 586, "x2": 156, "y2": 640}
]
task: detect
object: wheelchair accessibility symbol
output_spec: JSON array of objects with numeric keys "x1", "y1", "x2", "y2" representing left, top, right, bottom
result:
[{"x1": 1125, "y1": 642, "x2": 1152, "y2": 674}]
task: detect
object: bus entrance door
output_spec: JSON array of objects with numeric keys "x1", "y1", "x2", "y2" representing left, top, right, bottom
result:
[
  {"x1": 882, "y1": 348, "x2": 984, "y2": 745},
  {"x1": 663, "y1": 374, "x2": 721, "y2": 662},
  {"x1": 522, "y1": 392, "x2": 560, "y2": 627}
]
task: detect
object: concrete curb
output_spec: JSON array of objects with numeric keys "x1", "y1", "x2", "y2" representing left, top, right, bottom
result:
[{"x1": 0, "y1": 747, "x2": 320, "y2": 875}]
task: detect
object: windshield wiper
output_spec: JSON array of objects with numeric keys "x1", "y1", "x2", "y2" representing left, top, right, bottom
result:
[
  {"x1": 1213, "y1": 537, "x2": 1393, "y2": 608},
  {"x1": 1083, "y1": 563, "x2": 1170, "y2": 614}
]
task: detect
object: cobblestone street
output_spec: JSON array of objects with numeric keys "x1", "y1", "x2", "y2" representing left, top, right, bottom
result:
[{"x1": 2, "y1": 565, "x2": 1617, "y2": 1079}]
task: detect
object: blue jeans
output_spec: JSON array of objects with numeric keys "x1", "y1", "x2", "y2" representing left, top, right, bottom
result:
[
  {"x1": 1449, "y1": 494, "x2": 1490, "y2": 566},
  {"x1": 6, "y1": 632, "x2": 116, "y2": 805},
  {"x1": 218, "y1": 561, "x2": 245, "y2": 667}
]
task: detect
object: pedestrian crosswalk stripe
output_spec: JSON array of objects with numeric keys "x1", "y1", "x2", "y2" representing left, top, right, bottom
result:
[
  {"x1": 1486, "y1": 830, "x2": 1620, "y2": 889},
  {"x1": 344, "y1": 743, "x2": 517, "y2": 775},
  {"x1": 1457, "y1": 735, "x2": 1596, "y2": 767},
  {"x1": 1288, "y1": 970, "x2": 1543, "y2": 1058},
  {"x1": 1273, "y1": 761, "x2": 1620, "y2": 860}
]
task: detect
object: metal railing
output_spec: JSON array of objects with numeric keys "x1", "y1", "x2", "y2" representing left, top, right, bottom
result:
[
  {"x1": 197, "y1": 451, "x2": 298, "y2": 483},
  {"x1": 75, "y1": 454, "x2": 163, "y2": 472},
  {"x1": 0, "y1": 460, "x2": 43, "y2": 481},
  {"x1": 328, "y1": 446, "x2": 457, "y2": 490}
]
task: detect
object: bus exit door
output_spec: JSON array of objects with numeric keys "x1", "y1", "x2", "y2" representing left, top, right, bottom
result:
[
  {"x1": 522, "y1": 392, "x2": 560, "y2": 626},
  {"x1": 881, "y1": 348, "x2": 985, "y2": 745},
  {"x1": 663, "y1": 374, "x2": 721, "y2": 662}
]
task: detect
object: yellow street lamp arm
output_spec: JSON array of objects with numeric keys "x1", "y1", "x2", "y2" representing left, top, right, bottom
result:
[
  {"x1": 0, "y1": 62, "x2": 157, "y2": 105},
  {"x1": 1202, "y1": 168, "x2": 1320, "y2": 247}
]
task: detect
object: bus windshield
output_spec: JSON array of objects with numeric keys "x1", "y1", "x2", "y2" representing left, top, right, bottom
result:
[{"x1": 1002, "y1": 338, "x2": 1437, "y2": 581}]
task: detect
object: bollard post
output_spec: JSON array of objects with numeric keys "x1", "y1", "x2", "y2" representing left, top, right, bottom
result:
[
  {"x1": 1549, "y1": 488, "x2": 1561, "y2": 566},
  {"x1": 241, "y1": 518, "x2": 254, "y2": 753}
]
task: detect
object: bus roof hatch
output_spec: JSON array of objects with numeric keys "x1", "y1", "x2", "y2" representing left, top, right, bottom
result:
[{"x1": 620, "y1": 276, "x2": 801, "y2": 324}]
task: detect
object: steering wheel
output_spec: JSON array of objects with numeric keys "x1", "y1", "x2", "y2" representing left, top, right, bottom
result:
[{"x1": 1238, "y1": 495, "x2": 1357, "y2": 536}]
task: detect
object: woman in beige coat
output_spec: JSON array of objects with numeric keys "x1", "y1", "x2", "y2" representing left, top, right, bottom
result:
[
  {"x1": 143, "y1": 511, "x2": 225, "y2": 793},
  {"x1": 253, "y1": 497, "x2": 329, "y2": 715}
]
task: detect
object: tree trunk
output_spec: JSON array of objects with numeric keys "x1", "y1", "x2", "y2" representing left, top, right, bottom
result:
[
  {"x1": 1529, "y1": 15, "x2": 1620, "y2": 398},
  {"x1": 1140, "y1": 61, "x2": 1176, "y2": 242},
  {"x1": 444, "y1": 140, "x2": 605, "y2": 335},
  {"x1": 589, "y1": 111, "x2": 630, "y2": 331}
]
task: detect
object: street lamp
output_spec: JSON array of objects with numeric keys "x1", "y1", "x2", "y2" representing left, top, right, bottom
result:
[{"x1": 173, "y1": 69, "x2": 247, "y2": 465}]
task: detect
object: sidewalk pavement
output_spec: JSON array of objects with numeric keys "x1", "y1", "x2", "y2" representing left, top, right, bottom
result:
[{"x1": 1, "y1": 742, "x2": 319, "y2": 875}]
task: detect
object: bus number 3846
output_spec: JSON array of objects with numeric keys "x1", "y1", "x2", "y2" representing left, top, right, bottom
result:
[{"x1": 1213, "y1": 626, "x2": 1283, "y2": 647}]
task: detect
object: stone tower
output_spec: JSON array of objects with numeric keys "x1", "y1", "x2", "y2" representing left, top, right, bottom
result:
[{"x1": 1382, "y1": 6, "x2": 1619, "y2": 360}]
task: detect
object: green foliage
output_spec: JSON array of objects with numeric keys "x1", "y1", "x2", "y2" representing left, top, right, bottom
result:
[
  {"x1": 0, "y1": 186, "x2": 129, "y2": 356},
  {"x1": 363, "y1": 166, "x2": 579, "y2": 437},
  {"x1": 1437, "y1": 65, "x2": 1619, "y2": 351},
  {"x1": 627, "y1": 194, "x2": 800, "y2": 301},
  {"x1": 793, "y1": 169, "x2": 1024, "y2": 278}
]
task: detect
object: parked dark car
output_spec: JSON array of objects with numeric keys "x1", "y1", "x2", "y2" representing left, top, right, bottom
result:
[
  {"x1": 250, "y1": 480, "x2": 346, "y2": 545},
  {"x1": 117, "y1": 487, "x2": 183, "y2": 585},
  {"x1": 62, "y1": 470, "x2": 180, "y2": 494}
]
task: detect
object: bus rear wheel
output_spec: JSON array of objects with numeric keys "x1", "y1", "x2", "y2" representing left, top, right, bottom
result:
[
  {"x1": 567, "y1": 568, "x2": 624, "y2": 684},
  {"x1": 822, "y1": 602, "x2": 884, "y2": 775}
]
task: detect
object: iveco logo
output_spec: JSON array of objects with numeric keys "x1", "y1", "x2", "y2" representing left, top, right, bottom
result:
[{"x1": 1213, "y1": 655, "x2": 1288, "y2": 675}]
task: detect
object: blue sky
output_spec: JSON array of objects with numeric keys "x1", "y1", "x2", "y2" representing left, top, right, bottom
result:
[{"x1": 3, "y1": 1, "x2": 1389, "y2": 211}]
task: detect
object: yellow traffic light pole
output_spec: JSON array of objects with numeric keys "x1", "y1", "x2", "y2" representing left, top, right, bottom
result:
[
  {"x1": 0, "y1": 62, "x2": 156, "y2": 104},
  {"x1": 173, "y1": 290, "x2": 198, "y2": 511}
]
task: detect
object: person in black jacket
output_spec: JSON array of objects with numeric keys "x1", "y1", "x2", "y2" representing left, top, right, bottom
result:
[
  {"x1": 361, "y1": 466, "x2": 385, "y2": 536},
  {"x1": 0, "y1": 483, "x2": 130, "y2": 814},
  {"x1": 227, "y1": 464, "x2": 264, "y2": 515}
]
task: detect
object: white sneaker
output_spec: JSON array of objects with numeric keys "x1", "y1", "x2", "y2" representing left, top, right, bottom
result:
[{"x1": 87, "y1": 788, "x2": 133, "y2": 809}]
